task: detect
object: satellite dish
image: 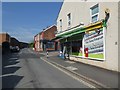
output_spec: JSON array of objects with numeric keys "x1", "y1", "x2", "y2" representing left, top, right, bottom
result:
[
  {"x1": 105, "y1": 8, "x2": 110, "y2": 23},
  {"x1": 105, "y1": 8, "x2": 110, "y2": 13}
]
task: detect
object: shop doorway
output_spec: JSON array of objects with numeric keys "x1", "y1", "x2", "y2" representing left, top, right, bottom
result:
[{"x1": 71, "y1": 40, "x2": 82, "y2": 56}]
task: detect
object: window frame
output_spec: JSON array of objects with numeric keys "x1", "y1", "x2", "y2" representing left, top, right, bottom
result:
[
  {"x1": 60, "y1": 19, "x2": 62, "y2": 32},
  {"x1": 67, "y1": 13, "x2": 71, "y2": 28},
  {"x1": 90, "y1": 4, "x2": 99, "y2": 23}
]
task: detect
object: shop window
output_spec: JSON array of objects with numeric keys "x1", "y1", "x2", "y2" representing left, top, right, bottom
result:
[
  {"x1": 46, "y1": 42, "x2": 54, "y2": 49},
  {"x1": 90, "y1": 4, "x2": 99, "y2": 23}
]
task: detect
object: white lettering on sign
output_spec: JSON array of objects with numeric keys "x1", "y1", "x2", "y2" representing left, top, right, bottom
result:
[{"x1": 84, "y1": 28, "x2": 104, "y2": 54}]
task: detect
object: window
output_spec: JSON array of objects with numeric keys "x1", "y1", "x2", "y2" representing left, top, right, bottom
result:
[
  {"x1": 46, "y1": 42, "x2": 54, "y2": 49},
  {"x1": 60, "y1": 19, "x2": 62, "y2": 31},
  {"x1": 90, "y1": 4, "x2": 99, "y2": 23},
  {"x1": 67, "y1": 13, "x2": 71, "y2": 28}
]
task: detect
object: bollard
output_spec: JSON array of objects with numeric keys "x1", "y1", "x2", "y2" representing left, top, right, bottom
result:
[
  {"x1": 47, "y1": 51, "x2": 48, "y2": 58},
  {"x1": 59, "y1": 51, "x2": 62, "y2": 57}
]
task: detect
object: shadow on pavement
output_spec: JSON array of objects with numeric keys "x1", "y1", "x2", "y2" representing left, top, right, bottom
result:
[
  {"x1": 2, "y1": 53, "x2": 19, "y2": 67},
  {"x1": 2, "y1": 67, "x2": 21, "y2": 75},
  {"x1": 2, "y1": 75, "x2": 23, "y2": 88},
  {"x1": 2, "y1": 52, "x2": 23, "y2": 89}
]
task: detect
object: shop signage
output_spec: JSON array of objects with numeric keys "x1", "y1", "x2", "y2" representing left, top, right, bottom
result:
[{"x1": 84, "y1": 28, "x2": 104, "y2": 59}]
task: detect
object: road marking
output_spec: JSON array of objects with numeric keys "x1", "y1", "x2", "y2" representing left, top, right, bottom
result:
[
  {"x1": 66, "y1": 66, "x2": 78, "y2": 71},
  {"x1": 4, "y1": 64, "x2": 19, "y2": 68},
  {"x1": 40, "y1": 57, "x2": 96, "y2": 88},
  {"x1": 9, "y1": 59, "x2": 20, "y2": 62},
  {"x1": 9, "y1": 58, "x2": 18, "y2": 60},
  {"x1": 0, "y1": 74, "x2": 14, "y2": 77},
  {"x1": 65, "y1": 61, "x2": 76, "y2": 64}
]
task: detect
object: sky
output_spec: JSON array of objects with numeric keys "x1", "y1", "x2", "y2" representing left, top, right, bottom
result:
[{"x1": 2, "y1": 2, "x2": 63, "y2": 43}]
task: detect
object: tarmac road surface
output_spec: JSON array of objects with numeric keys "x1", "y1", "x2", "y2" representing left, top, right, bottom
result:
[{"x1": 2, "y1": 48, "x2": 93, "y2": 88}]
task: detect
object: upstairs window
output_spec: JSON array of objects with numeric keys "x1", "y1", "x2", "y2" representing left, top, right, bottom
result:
[
  {"x1": 90, "y1": 4, "x2": 99, "y2": 23},
  {"x1": 60, "y1": 19, "x2": 62, "y2": 32},
  {"x1": 67, "y1": 13, "x2": 71, "y2": 28}
]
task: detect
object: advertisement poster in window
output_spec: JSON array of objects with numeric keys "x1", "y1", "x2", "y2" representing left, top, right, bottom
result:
[{"x1": 84, "y1": 28, "x2": 104, "y2": 60}]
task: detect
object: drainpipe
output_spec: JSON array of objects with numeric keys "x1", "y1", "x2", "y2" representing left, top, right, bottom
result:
[
  {"x1": 103, "y1": 19, "x2": 107, "y2": 60},
  {"x1": 82, "y1": 36, "x2": 85, "y2": 58},
  {"x1": 103, "y1": 26, "x2": 106, "y2": 60}
]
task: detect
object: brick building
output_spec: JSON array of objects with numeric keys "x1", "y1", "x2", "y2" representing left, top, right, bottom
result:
[
  {"x1": 34, "y1": 25, "x2": 58, "y2": 51},
  {"x1": 0, "y1": 33, "x2": 11, "y2": 53},
  {"x1": 0, "y1": 33, "x2": 10, "y2": 44},
  {"x1": 0, "y1": 33, "x2": 10, "y2": 48}
]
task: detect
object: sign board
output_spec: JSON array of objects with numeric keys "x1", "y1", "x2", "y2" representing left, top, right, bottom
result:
[{"x1": 84, "y1": 28, "x2": 104, "y2": 59}]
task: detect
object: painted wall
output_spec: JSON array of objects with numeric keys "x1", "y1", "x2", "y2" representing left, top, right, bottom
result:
[
  {"x1": 34, "y1": 34, "x2": 40, "y2": 51},
  {"x1": 57, "y1": 1, "x2": 119, "y2": 71}
]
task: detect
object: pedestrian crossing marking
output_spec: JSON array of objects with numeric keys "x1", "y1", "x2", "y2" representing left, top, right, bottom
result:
[{"x1": 66, "y1": 66, "x2": 78, "y2": 71}]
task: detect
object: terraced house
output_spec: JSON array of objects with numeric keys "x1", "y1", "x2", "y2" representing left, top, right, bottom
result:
[
  {"x1": 54, "y1": 0, "x2": 119, "y2": 72},
  {"x1": 34, "y1": 25, "x2": 58, "y2": 52}
]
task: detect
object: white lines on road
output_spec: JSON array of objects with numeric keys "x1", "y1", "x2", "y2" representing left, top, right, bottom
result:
[
  {"x1": 9, "y1": 58, "x2": 18, "y2": 60},
  {"x1": 4, "y1": 64, "x2": 19, "y2": 68},
  {"x1": 66, "y1": 66, "x2": 78, "y2": 71},
  {"x1": 9, "y1": 60, "x2": 20, "y2": 62},
  {"x1": 65, "y1": 61, "x2": 76, "y2": 64},
  {"x1": 0, "y1": 74, "x2": 14, "y2": 77},
  {"x1": 40, "y1": 57, "x2": 96, "y2": 88}
]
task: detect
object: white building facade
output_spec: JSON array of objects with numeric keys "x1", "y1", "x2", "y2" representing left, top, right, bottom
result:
[{"x1": 56, "y1": 0, "x2": 119, "y2": 72}]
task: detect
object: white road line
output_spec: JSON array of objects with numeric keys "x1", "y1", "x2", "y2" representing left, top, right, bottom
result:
[
  {"x1": 66, "y1": 66, "x2": 78, "y2": 71},
  {"x1": 9, "y1": 60, "x2": 20, "y2": 62},
  {"x1": 40, "y1": 57, "x2": 96, "y2": 88},
  {"x1": 9, "y1": 58, "x2": 18, "y2": 60},
  {"x1": 4, "y1": 64, "x2": 19, "y2": 68},
  {"x1": 0, "y1": 74, "x2": 14, "y2": 77}
]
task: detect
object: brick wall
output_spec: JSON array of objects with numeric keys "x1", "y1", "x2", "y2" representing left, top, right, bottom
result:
[
  {"x1": 43, "y1": 26, "x2": 57, "y2": 40},
  {"x1": 0, "y1": 33, "x2": 10, "y2": 44}
]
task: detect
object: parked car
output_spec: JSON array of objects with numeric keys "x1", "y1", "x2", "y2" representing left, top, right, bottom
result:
[{"x1": 10, "y1": 46, "x2": 20, "y2": 52}]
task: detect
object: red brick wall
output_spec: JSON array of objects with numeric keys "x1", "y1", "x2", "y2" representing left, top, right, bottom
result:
[
  {"x1": 43, "y1": 26, "x2": 56, "y2": 40},
  {"x1": 0, "y1": 33, "x2": 10, "y2": 44}
]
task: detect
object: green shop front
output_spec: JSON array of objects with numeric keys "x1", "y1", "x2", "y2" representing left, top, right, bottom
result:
[{"x1": 56, "y1": 20, "x2": 106, "y2": 60}]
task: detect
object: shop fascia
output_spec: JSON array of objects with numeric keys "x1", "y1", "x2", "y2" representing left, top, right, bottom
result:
[{"x1": 55, "y1": 19, "x2": 107, "y2": 60}]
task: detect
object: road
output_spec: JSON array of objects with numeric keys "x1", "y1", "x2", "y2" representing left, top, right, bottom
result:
[{"x1": 2, "y1": 48, "x2": 93, "y2": 88}]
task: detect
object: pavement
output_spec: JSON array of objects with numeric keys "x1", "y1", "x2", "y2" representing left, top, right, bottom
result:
[
  {"x1": 41, "y1": 51, "x2": 119, "y2": 89},
  {"x1": 2, "y1": 48, "x2": 94, "y2": 88}
]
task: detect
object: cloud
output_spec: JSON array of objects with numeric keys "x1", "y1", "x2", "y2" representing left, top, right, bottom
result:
[{"x1": 3, "y1": 27, "x2": 41, "y2": 43}]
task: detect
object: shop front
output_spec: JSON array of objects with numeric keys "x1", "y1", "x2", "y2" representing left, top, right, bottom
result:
[{"x1": 55, "y1": 20, "x2": 106, "y2": 60}]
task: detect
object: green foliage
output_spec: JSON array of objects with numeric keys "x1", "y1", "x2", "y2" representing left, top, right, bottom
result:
[
  {"x1": 29, "y1": 42, "x2": 34, "y2": 48},
  {"x1": 71, "y1": 52, "x2": 82, "y2": 56}
]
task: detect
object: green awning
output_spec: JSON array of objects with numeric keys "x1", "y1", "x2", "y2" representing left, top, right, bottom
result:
[
  {"x1": 54, "y1": 27, "x2": 85, "y2": 40},
  {"x1": 57, "y1": 27, "x2": 84, "y2": 38},
  {"x1": 52, "y1": 20, "x2": 106, "y2": 41}
]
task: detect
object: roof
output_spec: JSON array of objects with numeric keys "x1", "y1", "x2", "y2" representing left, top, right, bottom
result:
[
  {"x1": 34, "y1": 25, "x2": 57, "y2": 38},
  {"x1": 42, "y1": 25, "x2": 56, "y2": 32}
]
